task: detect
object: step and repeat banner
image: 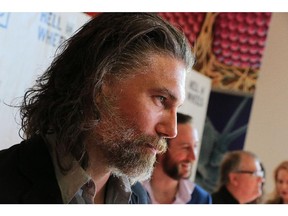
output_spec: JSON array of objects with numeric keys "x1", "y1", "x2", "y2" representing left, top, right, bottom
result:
[
  {"x1": 178, "y1": 70, "x2": 211, "y2": 180},
  {"x1": 0, "y1": 12, "x2": 90, "y2": 149}
]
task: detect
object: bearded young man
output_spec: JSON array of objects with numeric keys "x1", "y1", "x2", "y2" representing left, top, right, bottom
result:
[
  {"x1": 0, "y1": 13, "x2": 194, "y2": 204},
  {"x1": 142, "y1": 112, "x2": 212, "y2": 204}
]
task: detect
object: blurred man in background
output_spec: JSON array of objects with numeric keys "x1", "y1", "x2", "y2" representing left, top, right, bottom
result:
[
  {"x1": 212, "y1": 150, "x2": 264, "y2": 204},
  {"x1": 142, "y1": 112, "x2": 212, "y2": 204}
]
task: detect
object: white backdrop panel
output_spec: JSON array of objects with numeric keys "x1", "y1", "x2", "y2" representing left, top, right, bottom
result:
[{"x1": 0, "y1": 12, "x2": 90, "y2": 149}]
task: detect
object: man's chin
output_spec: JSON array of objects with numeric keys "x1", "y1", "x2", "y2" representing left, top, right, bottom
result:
[
  {"x1": 180, "y1": 172, "x2": 192, "y2": 179},
  {"x1": 111, "y1": 154, "x2": 156, "y2": 183},
  {"x1": 113, "y1": 166, "x2": 154, "y2": 185}
]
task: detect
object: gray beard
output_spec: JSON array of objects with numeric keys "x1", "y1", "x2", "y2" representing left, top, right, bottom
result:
[{"x1": 91, "y1": 94, "x2": 167, "y2": 183}]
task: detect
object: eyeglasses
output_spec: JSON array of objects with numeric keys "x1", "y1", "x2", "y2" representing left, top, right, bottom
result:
[{"x1": 233, "y1": 170, "x2": 264, "y2": 178}]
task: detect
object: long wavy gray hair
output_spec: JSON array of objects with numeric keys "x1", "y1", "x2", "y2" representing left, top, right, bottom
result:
[{"x1": 20, "y1": 13, "x2": 194, "y2": 171}]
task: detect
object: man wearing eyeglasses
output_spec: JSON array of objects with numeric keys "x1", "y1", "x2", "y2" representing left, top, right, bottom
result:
[{"x1": 212, "y1": 150, "x2": 265, "y2": 204}]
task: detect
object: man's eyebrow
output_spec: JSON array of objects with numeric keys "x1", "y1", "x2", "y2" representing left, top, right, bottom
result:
[{"x1": 156, "y1": 87, "x2": 178, "y2": 101}]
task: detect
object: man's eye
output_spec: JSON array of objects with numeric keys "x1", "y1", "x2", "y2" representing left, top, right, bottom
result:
[
  {"x1": 158, "y1": 96, "x2": 166, "y2": 103},
  {"x1": 154, "y1": 96, "x2": 167, "y2": 107}
]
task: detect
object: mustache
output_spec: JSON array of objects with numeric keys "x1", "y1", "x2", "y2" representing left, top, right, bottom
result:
[
  {"x1": 132, "y1": 133, "x2": 167, "y2": 154},
  {"x1": 146, "y1": 136, "x2": 167, "y2": 154},
  {"x1": 154, "y1": 138, "x2": 167, "y2": 154}
]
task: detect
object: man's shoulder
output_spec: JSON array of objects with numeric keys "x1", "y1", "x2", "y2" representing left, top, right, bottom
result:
[
  {"x1": 193, "y1": 184, "x2": 211, "y2": 196},
  {"x1": 188, "y1": 184, "x2": 212, "y2": 204},
  {"x1": 0, "y1": 136, "x2": 62, "y2": 203},
  {"x1": 211, "y1": 186, "x2": 224, "y2": 201},
  {"x1": 211, "y1": 186, "x2": 239, "y2": 204},
  {"x1": 0, "y1": 141, "x2": 25, "y2": 169},
  {"x1": 0, "y1": 136, "x2": 48, "y2": 169},
  {"x1": 130, "y1": 181, "x2": 151, "y2": 204}
]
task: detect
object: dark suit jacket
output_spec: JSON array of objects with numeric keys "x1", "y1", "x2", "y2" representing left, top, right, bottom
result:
[
  {"x1": 211, "y1": 186, "x2": 239, "y2": 204},
  {"x1": 188, "y1": 184, "x2": 212, "y2": 204},
  {"x1": 0, "y1": 136, "x2": 150, "y2": 204}
]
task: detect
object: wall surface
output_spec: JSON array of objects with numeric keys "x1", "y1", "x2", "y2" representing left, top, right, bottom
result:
[
  {"x1": 245, "y1": 12, "x2": 288, "y2": 199},
  {"x1": 0, "y1": 13, "x2": 89, "y2": 149}
]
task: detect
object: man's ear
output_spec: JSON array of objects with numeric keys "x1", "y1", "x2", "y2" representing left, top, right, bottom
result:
[{"x1": 229, "y1": 172, "x2": 239, "y2": 186}]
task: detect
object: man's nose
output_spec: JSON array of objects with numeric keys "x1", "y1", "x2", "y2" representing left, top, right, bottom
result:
[
  {"x1": 156, "y1": 110, "x2": 177, "y2": 139},
  {"x1": 187, "y1": 149, "x2": 196, "y2": 161}
]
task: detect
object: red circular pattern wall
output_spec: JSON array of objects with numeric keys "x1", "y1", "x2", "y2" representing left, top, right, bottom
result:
[{"x1": 86, "y1": 12, "x2": 272, "y2": 94}]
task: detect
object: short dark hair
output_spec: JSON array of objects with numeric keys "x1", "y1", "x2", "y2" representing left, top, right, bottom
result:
[
  {"x1": 177, "y1": 112, "x2": 193, "y2": 124},
  {"x1": 166, "y1": 112, "x2": 193, "y2": 146},
  {"x1": 20, "y1": 13, "x2": 194, "y2": 170}
]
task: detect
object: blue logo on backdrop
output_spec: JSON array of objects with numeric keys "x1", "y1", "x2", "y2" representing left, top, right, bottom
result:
[
  {"x1": 38, "y1": 12, "x2": 66, "y2": 48},
  {"x1": 0, "y1": 13, "x2": 10, "y2": 29}
]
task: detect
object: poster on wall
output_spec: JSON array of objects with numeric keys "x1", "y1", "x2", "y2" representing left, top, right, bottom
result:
[
  {"x1": 195, "y1": 91, "x2": 253, "y2": 192},
  {"x1": 178, "y1": 69, "x2": 211, "y2": 181},
  {"x1": 0, "y1": 12, "x2": 90, "y2": 150}
]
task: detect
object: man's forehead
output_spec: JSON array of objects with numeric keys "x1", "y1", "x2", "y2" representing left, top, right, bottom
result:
[
  {"x1": 149, "y1": 72, "x2": 186, "y2": 103},
  {"x1": 239, "y1": 155, "x2": 257, "y2": 168}
]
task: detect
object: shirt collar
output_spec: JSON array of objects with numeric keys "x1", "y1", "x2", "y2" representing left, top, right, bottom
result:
[
  {"x1": 105, "y1": 174, "x2": 132, "y2": 204},
  {"x1": 45, "y1": 134, "x2": 91, "y2": 203},
  {"x1": 175, "y1": 179, "x2": 195, "y2": 204},
  {"x1": 45, "y1": 133, "x2": 132, "y2": 204},
  {"x1": 142, "y1": 178, "x2": 195, "y2": 204}
]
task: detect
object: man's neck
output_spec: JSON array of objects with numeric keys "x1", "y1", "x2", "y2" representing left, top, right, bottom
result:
[
  {"x1": 93, "y1": 172, "x2": 110, "y2": 204},
  {"x1": 86, "y1": 138, "x2": 111, "y2": 204},
  {"x1": 226, "y1": 184, "x2": 245, "y2": 204},
  {"x1": 150, "y1": 166, "x2": 179, "y2": 204}
]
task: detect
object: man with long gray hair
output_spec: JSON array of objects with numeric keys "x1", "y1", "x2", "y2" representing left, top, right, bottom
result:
[{"x1": 0, "y1": 13, "x2": 194, "y2": 204}]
